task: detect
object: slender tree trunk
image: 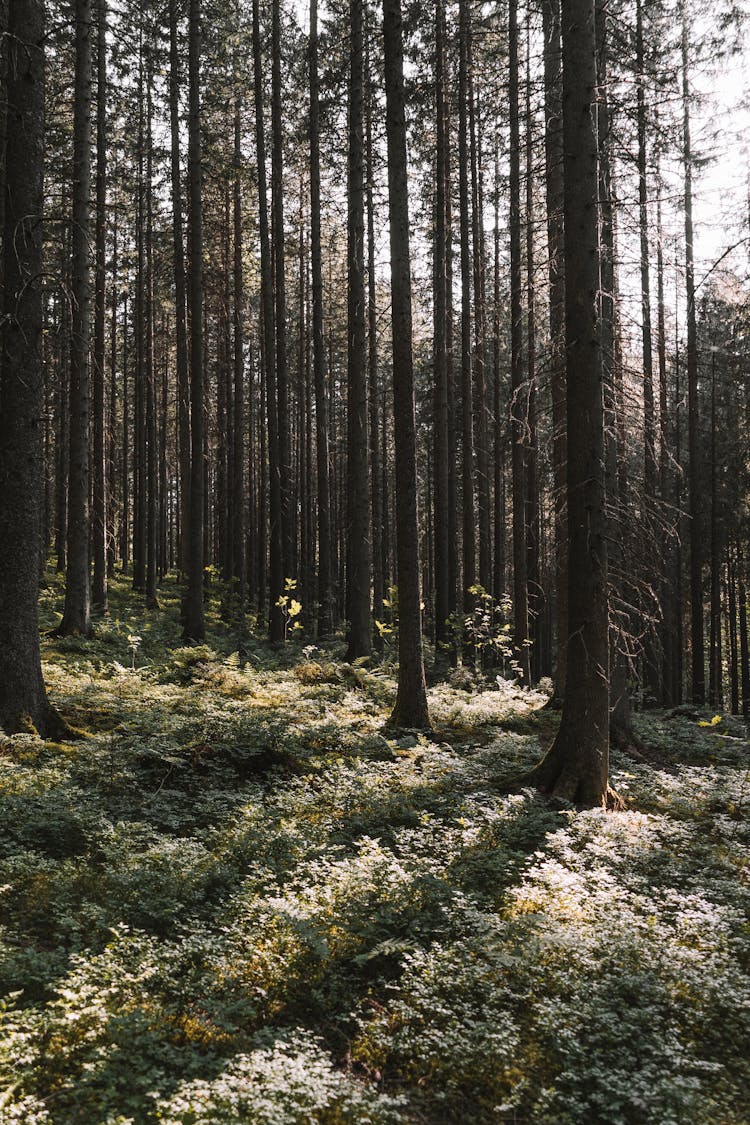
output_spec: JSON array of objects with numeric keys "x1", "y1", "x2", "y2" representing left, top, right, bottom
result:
[
  {"x1": 308, "y1": 0, "x2": 333, "y2": 639},
  {"x1": 92, "y1": 0, "x2": 107, "y2": 613},
  {"x1": 183, "y1": 0, "x2": 205, "y2": 641},
  {"x1": 257, "y1": 0, "x2": 284, "y2": 642},
  {"x1": 0, "y1": 0, "x2": 61, "y2": 734},
  {"x1": 542, "y1": 0, "x2": 567, "y2": 700},
  {"x1": 169, "y1": 0, "x2": 191, "y2": 580},
  {"x1": 432, "y1": 0, "x2": 449, "y2": 657},
  {"x1": 382, "y1": 0, "x2": 430, "y2": 730},
  {"x1": 145, "y1": 55, "x2": 158, "y2": 610},
  {"x1": 682, "y1": 6, "x2": 704, "y2": 704},
  {"x1": 458, "y1": 0, "x2": 475, "y2": 615},
  {"x1": 366, "y1": 22, "x2": 384, "y2": 649},
  {"x1": 59, "y1": 0, "x2": 93, "y2": 636},
  {"x1": 232, "y1": 78, "x2": 246, "y2": 618},
  {"x1": 346, "y1": 0, "x2": 372, "y2": 660},
  {"x1": 509, "y1": 0, "x2": 530, "y2": 683},
  {"x1": 271, "y1": 0, "x2": 291, "y2": 590},
  {"x1": 525, "y1": 19, "x2": 540, "y2": 680},
  {"x1": 468, "y1": 34, "x2": 491, "y2": 596}
]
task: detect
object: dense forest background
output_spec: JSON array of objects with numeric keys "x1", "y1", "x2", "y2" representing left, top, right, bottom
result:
[{"x1": 0, "y1": 0, "x2": 749, "y2": 1119}]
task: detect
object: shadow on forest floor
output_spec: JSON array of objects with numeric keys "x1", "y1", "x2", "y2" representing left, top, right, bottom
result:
[{"x1": 1, "y1": 569, "x2": 748, "y2": 1124}]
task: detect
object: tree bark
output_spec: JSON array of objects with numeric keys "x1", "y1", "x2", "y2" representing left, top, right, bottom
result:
[
  {"x1": 0, "y1": 0, "x2": 61, "y2": 734},
  {"x1": 515, "y1": 0, "x2": 613, "y2": 808},
  {"x1": 509, "y1": 0, "x2": 530, "y2": 683},
  {"x1": 183, "y1": 0, "x2": 205, "y2": 641},
  {"x1": 382, "y1": 0, "x2": 430, "y2": 730},
  {"x1": 682, "y1": 6, "x2": 705, "y2": 705},
  {"x1": 92, "y1": 0, "x2": 107, "y2": 613},
  {"x1": 346, "y1": 0, "x2": 372, "y2": 660},
  {"x1": 59, "y1": 0, "x2": 93, "y2": 636}
]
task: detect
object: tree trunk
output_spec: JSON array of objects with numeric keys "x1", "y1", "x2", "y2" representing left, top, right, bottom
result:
[
  {"x1": 432, "y1": 0, "x2": 449, "y2": 657},
  {"x1": 232, "y1": 76, "x2": 246, "y2": 619},
  {"x1": 542, "y1": 0, "x2": 567, "y2": 701},
  {"x1": 509, "y1": 0, "x2": 530, "y2": 683},
  {"x1": 92, "y1": 0, "x2": 107, "y2": 614},
  {"x1": 345, "y1": 0, "x2": 372, "y2": 660},
  {"x1": 308, "y1": 0, "x2": 333, "y2": 639},
  {"x1": 516, "y1": 0, "x2": 613, "y2": 808},
  {"x1": 59, "y1": 0, "x2": 93, "y2": 636},
  {"x1": 682, "y1": 6, "x2": 704, "y2": 705},
  {"x1": 183, "y1": 0, "x2": 205, "y2": 641},
  {"x1": 0, "y1": 0, "x2": 61, "y2": 734},
  {"x1": 382, "y1": 0, "x2": 430, "y2": 731},
  {"x1": 169, "y1": 0, "x2": 191, "y2": 579},
  {"x1": 458, "y1": 0, "x2": 475, "y2": 615}
]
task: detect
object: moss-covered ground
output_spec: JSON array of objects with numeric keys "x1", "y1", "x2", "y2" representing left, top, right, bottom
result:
[{"x1": 1, "y1": 572, "x2": 748, "y2": 1123}]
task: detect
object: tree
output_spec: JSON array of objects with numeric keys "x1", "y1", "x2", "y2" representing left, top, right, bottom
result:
[
  {"x1": 309, "y1": 0, "x2": 333, "y2": 638},
  {"x1": 0, "y1": 0, "x2": 60, "y2": 734},
  {"x1": 514, "y1": 0, "x2": 614, "y2": 807},
  {"x1": 382, "y1": 0, "x2": 430, "y2": 731},
  {"x1": 345, "y1": 0, "x2": 372, "y2": 660},
  {"x1": 183, "y1": 0, "x2": 205, "y2": 641},
  {"x1": 58, "y1": 0, "x2": 93, "y2": 637},
  {"x1": 92, "y1": 0, "x2": 108, "y2": 614}
]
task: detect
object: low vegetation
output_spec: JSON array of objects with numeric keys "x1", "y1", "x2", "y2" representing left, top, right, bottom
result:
[{"x1": 0, "y1": 575, "x2": 748, "y2": 1124}]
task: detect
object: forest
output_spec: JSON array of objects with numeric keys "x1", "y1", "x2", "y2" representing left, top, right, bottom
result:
[{"x1": 0, "y1": 0, "x2": 749, "y2": 1119}]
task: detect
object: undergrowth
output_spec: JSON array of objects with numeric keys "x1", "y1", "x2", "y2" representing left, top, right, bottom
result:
[{"x1": 0, "y1": 571, "x2": 748, "y2": 1123}]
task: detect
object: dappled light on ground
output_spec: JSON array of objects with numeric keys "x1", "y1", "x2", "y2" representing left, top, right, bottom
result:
[{"x1": 0, "y1": 578, "x2": 748, "y2": 1123}]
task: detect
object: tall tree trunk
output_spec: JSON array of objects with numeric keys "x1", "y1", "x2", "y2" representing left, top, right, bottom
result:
[
  {"x1": 432, "y1": 0, "x2": 449, "y2": 657},
  {"x1": 525, "y1": 18, "x2": 540, "y2": 680},
  {"x1": 145, "y1": 54, "x2": 158, "y2": 610},
  {"x1": 0, "y1": 0, "x2": 61, "y2": 734},
  {"x1": 682, "y1": 6, "x2": 704, "y2": 704},
  {"x1": 232, "y1": 78, "x2": 246, "y2": 618},
  {"x1": 458, "y1": 0, "x2": 475, "y2": 615},
  {"x1": 258, "y1": 0, "x2": 283, "y2": 642},
  {"x1": 59, "y1": 0, "x2": 93, "y2": 636},
  {"x1": 366, "y1": 21, "x2": 384, "y2": 650},
  {"x1": 169, "y1": 0, "x2": 191, "y2": 579},
  {"x1": 346, "y1": 0, "x2": 372, "y2": 660},
  {"x1": 468, "y1": 34, "x2": 491, "y2": 595},
  {"x1": 382, "y1": 0, "x2": 430, "y2": 730},
  {"x1": 271, "y1": 0, "x2": 291, "y2": 590},
  {"x1": 183, "y1": 0, "x2": 205, "y2": 641},
  {"x1": 92, "y1": 0, "x2": 107, "y2": 613},
  {"x1": 508, "y1": 0, "x2": 530, "y2": 683},
  {"x1": 516, "y1": 0, "x2": 612, "y2": 807},
  {"x1": 308, "y1": 0, "x2": 333, "y2": 639},
  {"x1": 542, "y1": 0, "x2": 567, "y2": 701}
]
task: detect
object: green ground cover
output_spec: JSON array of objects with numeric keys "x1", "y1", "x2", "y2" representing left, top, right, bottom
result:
[{"x1": 1, "y1": 574, "x2": 748, "y2": 1123}]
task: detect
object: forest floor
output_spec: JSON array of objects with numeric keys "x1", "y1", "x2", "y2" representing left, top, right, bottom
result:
[{"x1": 1, "y1": 572, "x2": 749, "y2": 1124}]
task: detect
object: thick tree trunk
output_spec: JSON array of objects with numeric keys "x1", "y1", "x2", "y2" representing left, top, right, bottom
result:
[
  {"x1": 382, "y1": 0, "x2": 430, "y2": 731},
  {"x1": 516, "y1": 0, "x2": 613, "y2": 808},
  {"x1": 59, "y1": 0, "x2": 93, "y2": 636},
  {"x1": 0, "y1": 0, "x2": 62, "y2": 735}
]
